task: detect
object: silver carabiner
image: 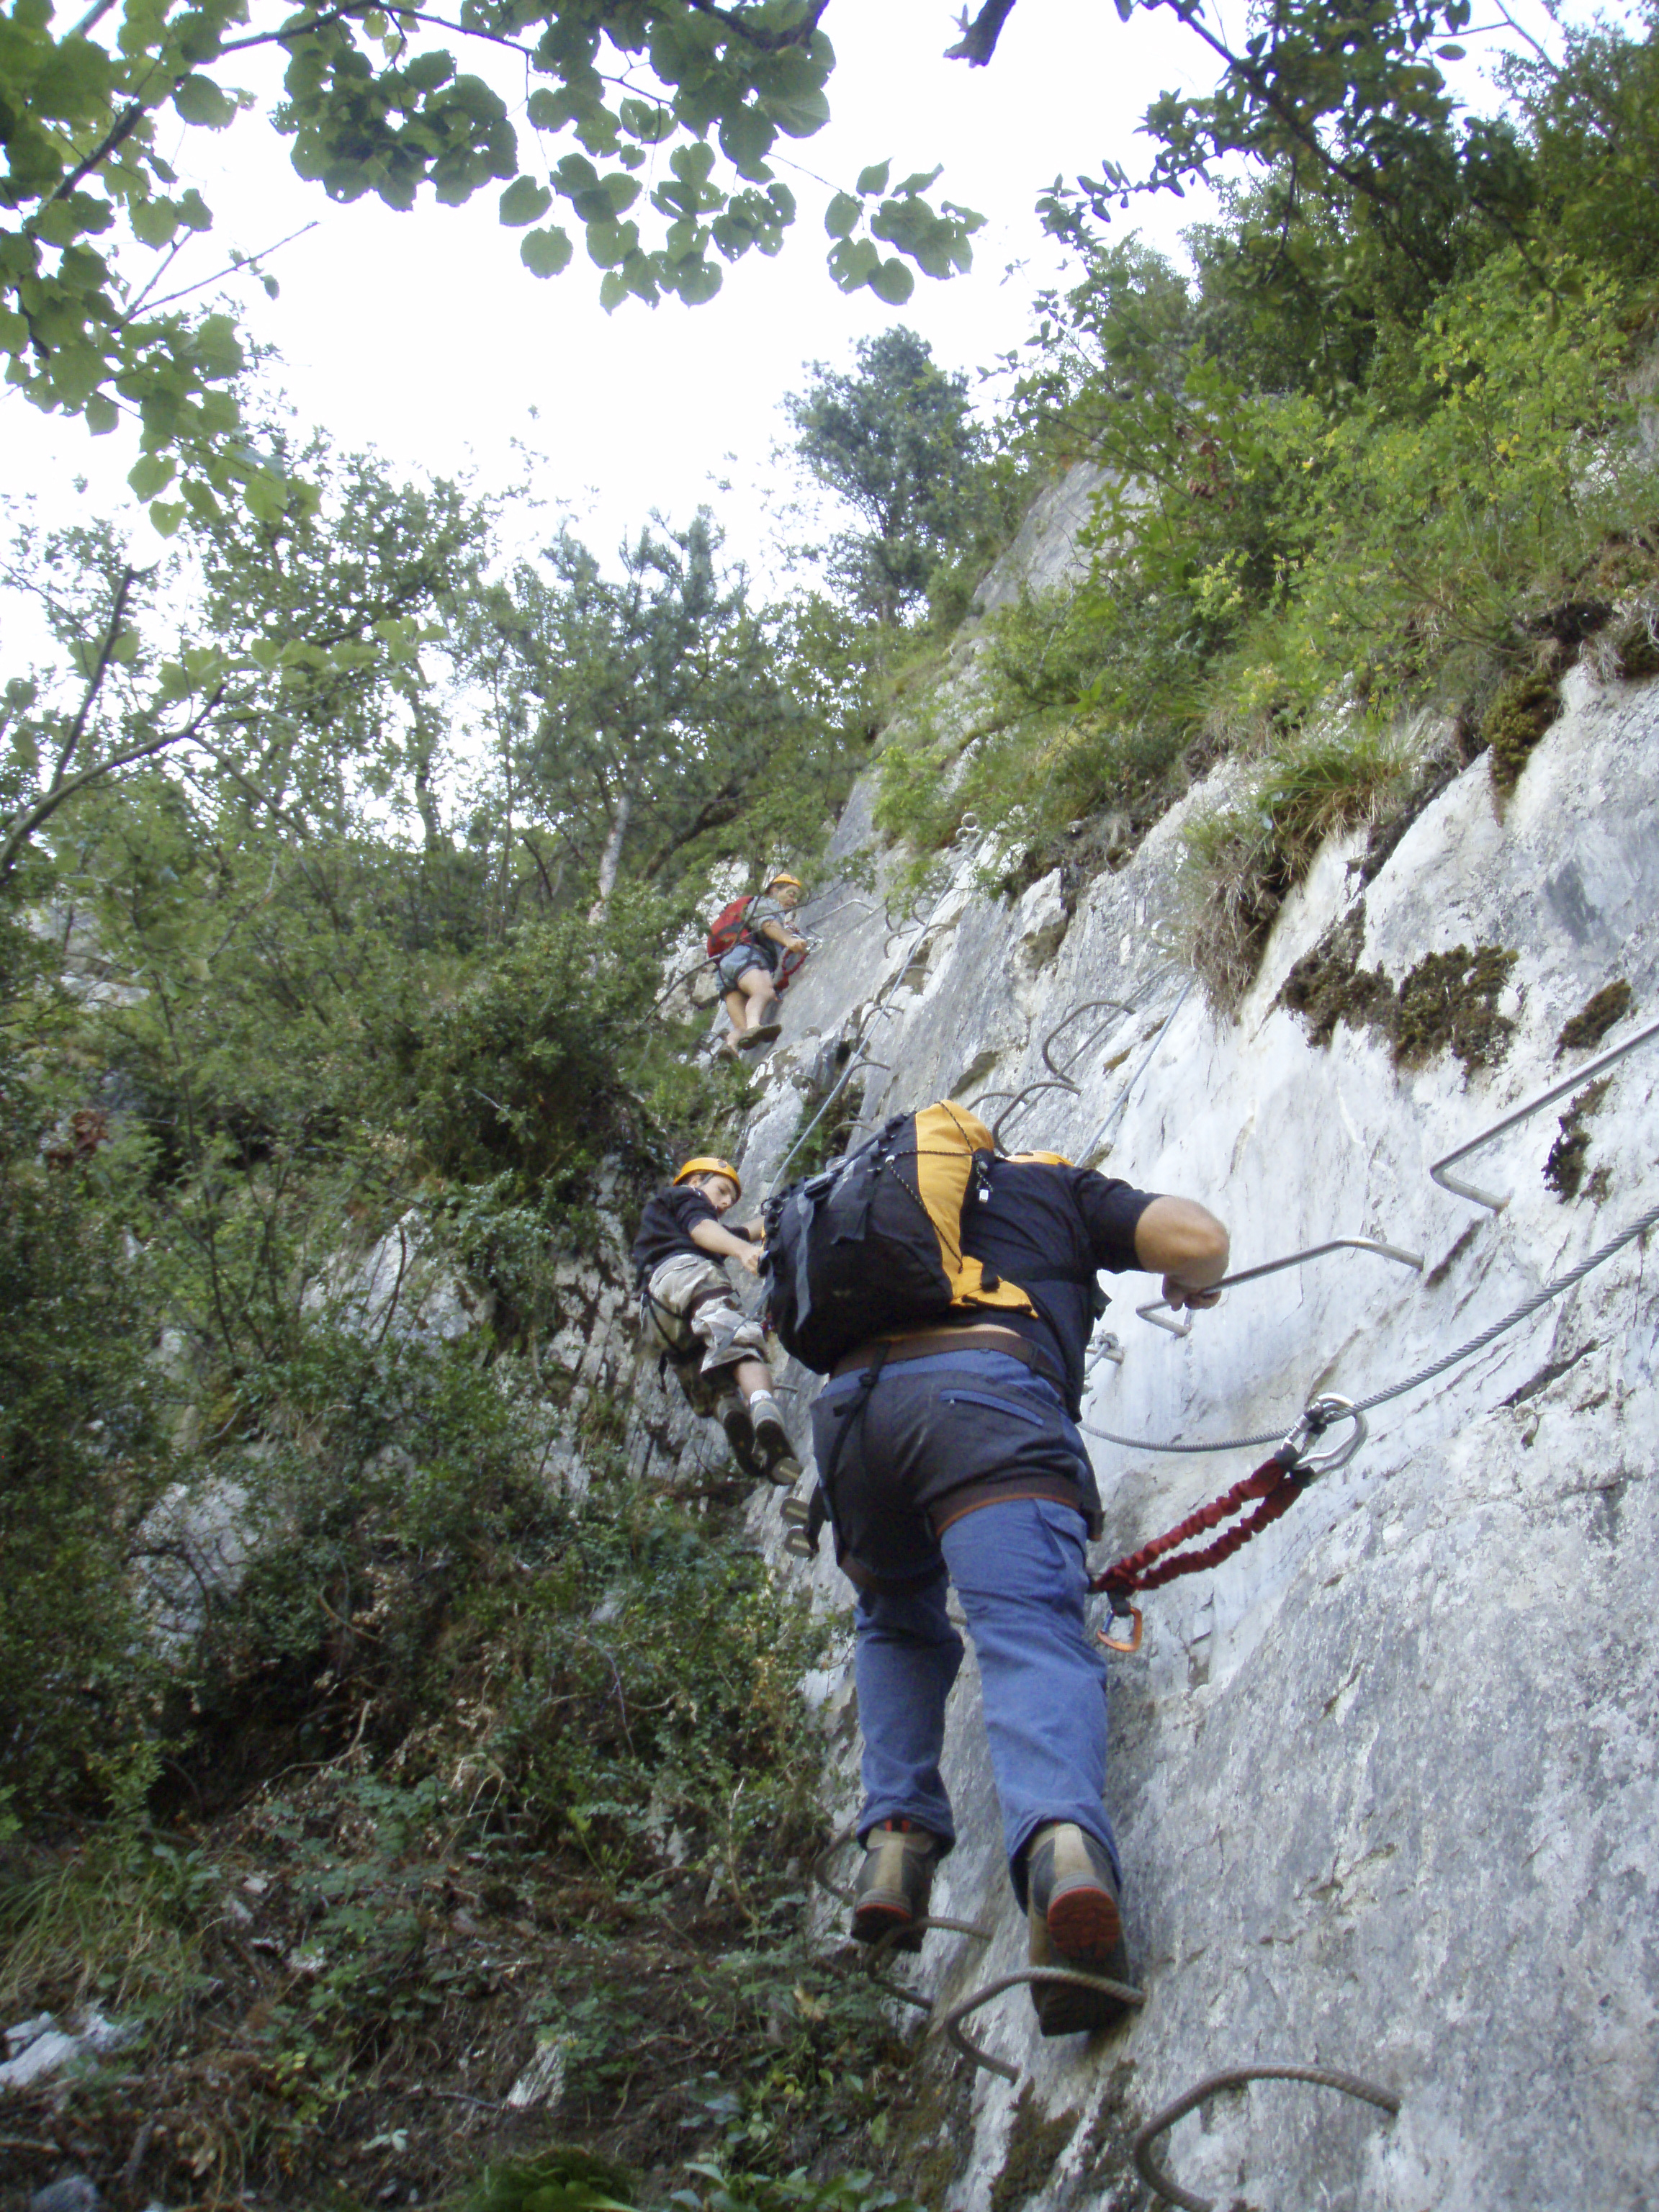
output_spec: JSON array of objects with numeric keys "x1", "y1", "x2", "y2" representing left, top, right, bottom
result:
[{"x1": 1283, "y1": 1393, "x2": 1367, "y2": 1478}]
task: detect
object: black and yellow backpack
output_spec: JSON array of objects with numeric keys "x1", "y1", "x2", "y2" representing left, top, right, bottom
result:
[{"x1": 760, "y1": 1102, "x2": 1035, "y2": 1373}]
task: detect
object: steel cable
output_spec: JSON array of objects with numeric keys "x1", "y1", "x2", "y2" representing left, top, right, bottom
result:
[{"x1": 1083, "y1": 1197, "x2": 1659, "y2": 1457}]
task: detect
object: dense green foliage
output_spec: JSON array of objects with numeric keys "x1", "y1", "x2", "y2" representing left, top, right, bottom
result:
[
  {"x1": 0, "y1": 0, "x2": 989, "y2": 521},
  {"x1": 786, "y1": 328, "x2": 999, "y2": 624},
  {"x1": 874, "y1": 11, "x2": 1659, "y2": 978}
]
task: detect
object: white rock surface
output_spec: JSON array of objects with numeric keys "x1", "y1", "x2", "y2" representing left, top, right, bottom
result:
[
  {"x1": 706, "y1": 598, "x2": 1659, "y2": 2203},
  {"x1": 0, "y1": 2010, "x2": 130, "y2": 2090}
]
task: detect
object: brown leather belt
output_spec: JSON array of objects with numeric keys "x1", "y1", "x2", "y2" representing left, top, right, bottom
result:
[{"x1": 830, "y1": 1322, "x2": 1057, "y2": 1384}]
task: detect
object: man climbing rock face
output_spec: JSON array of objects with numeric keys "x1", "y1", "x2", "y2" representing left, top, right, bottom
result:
[
  {"x1": 713, "y1": 874, "x2": 809, "y2": 1054},
  {"x1": 812, "y1": 1148, "x2": 1228, "y2": 2033},
  {"x1": 632, "y1": 1158, "x2": 799, "y2": 1483}
]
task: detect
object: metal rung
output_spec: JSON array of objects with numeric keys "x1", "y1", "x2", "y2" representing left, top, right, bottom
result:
[
  {"x1": 992, "y1": 1079, "x2": 1079, "y2": 1148},
  {"x1": 1138, "y1": 1236, "x2": 1426, "y2": 1336},
  {"x1": 1041, "y1": 997, "x2": 1138, "y2": 1083},
  {"x1": 1133, "y1": 2064, "x2": 1400, "y2": 2212},
  {"x1": 940, "y1": 1966, "x2": 1146, "y2": 2082},
  {"x1": 1083, "y1": 977, "x2": 1195, "y2": 1160},
  {"x1": 1429, "y1": 1013, "x2": 1659, "y2": 1210}
]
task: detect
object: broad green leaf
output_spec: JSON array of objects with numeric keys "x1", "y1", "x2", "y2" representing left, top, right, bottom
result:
[
  {"x1": 521, "y1": 225, "x2": 573, "y2": 277},
  {"x1": 85, "y1": 394, "x2": 119, "y2": 435},
  {"x1": 500, "y1": 174, "x2": 552, "y2": 226},
  {"x1": 173, "y1": 73, "x2": 235, "y2": 129},
  {"x1": 827, "y1": 235, "x2": 879, "y2": 292},
  {"x1": 149, "y1": 502, "x2": 186, "y2": 538},
  {"x1": 620, "y1": 95, "x2": 673, "y2": 143},
  {"x1": 403, "y1": 50, "x2": 454, "y2": 91},
  {"x1": 855, "y1": 159, "x2": 891, "y2": 195},
  {"x1": 526, "y1": 86, "x2": 573, "y2": 130},
  {"x1": 670, "y1": 141, "x2": 716, "y2": 185},
  {"x1": 867, "y1": 256, "x2": 915, "y2": 305},
  {"x1": 585, "y1": 216, "x2": 638, "y2": 267},
  {"x1": 765, "y1": 84, "x2": 829, "y2": 138},
  {"x1": 720, "y1": 104, "x2": 775, "y2": 178},
  {"x1": 129, "y1": 451, "x2": 176, "y2": 500},
  {"x1": 823, "y1": 191, "x2": 860, "y2": 238},
  {"x1": 130, "y1": 197, "x2": 182, "y2": 248}
]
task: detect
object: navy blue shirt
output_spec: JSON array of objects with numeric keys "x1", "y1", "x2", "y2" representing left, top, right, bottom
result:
[
  {"x1": 958, "y1": 1156, "x2": 1154, "y2": 1414},
  {"x1": 631, "y1": 1184, "x2": 720, "y2": 1285}
]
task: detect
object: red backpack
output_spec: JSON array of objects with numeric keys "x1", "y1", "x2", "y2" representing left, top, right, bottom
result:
[{"x1": 706, "y1": 896, "x2": 756, "y2": 959}]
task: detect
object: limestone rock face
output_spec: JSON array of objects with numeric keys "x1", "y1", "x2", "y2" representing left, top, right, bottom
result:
[{"x1": 719, "y1": 603, "x2": 1659, "y2": 2198}]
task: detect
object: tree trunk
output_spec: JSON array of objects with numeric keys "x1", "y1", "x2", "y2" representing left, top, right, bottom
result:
[{"x1": 588, "y1": 787, "x2": 631, "y2": 922}]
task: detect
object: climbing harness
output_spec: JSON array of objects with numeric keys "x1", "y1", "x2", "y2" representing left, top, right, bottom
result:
[
  {"x1": 809, "y1": 1830, "x2": 1140, "y2": 2079},
  {"x1": 1429, "y1": 1011, "x2": 1659, "y2": 1210},
  {"x1": 1136, "y1": 1234, "x2": 1424, "y2": 1335},
  {"x1": 1090, "y1": 1398, "x2": 1365, "y2": 1649},
  {"x1": 1133, "y1": 2064, "x2": 1400, "y2": 2212}
]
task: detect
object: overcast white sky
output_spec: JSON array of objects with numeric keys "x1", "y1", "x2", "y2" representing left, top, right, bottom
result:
[{"x1": 3, "y1": 0, "x2": 1568, "y2": 608}]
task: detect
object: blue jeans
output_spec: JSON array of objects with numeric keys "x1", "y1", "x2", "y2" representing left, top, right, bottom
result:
[{"x1": 853, "y1": 1494, "x2": 1118, "y2": 1907}]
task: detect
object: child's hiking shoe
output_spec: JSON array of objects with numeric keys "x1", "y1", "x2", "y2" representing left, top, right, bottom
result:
[
  {"x1": 747, "y1": 1391, "x2": 800, "y2": 1485},
  {"x1": 1025, "y1": 1822, "x2": 1133, "y2": 2036},
  {"x1": 739, "y1": 999, "x2": 784, "y2": 1047},
  {"x1": 850, "y1": 1819, "x2": 940, "y2": 1952},
  {"x1": 721, "y1": 1393, "x2": 755, "y2": 1454}
]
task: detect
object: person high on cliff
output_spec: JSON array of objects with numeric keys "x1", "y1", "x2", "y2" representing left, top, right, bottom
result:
[
  {"x1": 633, "y1": 1156, "x2": 799, "y2": 1483},
  {"x1": 707, "y1": 874, "x2": 810, "y2": 1056}
]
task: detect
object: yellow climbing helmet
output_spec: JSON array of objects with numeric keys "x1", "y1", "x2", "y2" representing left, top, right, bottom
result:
[
  {"x1": 674, "y1": 1156, "x2": 742, "y2": 1197},
  {"x1": 1011, "y1": 1150, "x2": 1075, "y2": 1166},
  {"x1": 766, "y1": 873, "x2": 804, "y2": 894}
]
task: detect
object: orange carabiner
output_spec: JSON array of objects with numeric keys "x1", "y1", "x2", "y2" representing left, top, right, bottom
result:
[{"x1": 1097, "y1": 1605, "x2": 1143, "y2": 1655}]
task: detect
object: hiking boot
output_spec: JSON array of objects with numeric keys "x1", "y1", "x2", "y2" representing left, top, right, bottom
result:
[
  {"x1": 721, "y1": 1393, "x2": 755, "y2": 1455},
  {"x1": 739, "y1": 999, "x2": 784, "y2": 1048},
  {"x1": 747, "y1": 1392, "x2": 800, "y2": 1485},
  {"x1": 1025, "y1": 1822, "x2": 1133, "y2": 2036},
  {"x1": 850, "y1": 1819, "x2": 940, "y2": 1952}
]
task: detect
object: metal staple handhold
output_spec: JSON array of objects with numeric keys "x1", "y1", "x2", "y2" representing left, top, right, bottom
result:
[
  {"x1": 858, "y1": 1913, "x2": 995, "y2": 2010},
  {"x1": 1136, "y1": 1236, "x2": 1426, "y2": 1335},
  {"x1": 992, "y1": 1079, "x2": 1080, "y2": 1148},
  {"x1": 939, "y1": 1967, "x2": 1146, "y2": 2082},
  {"x1": 1132, "y1": 2062, "x2": 1401, "y2": 2212},
  {"x1": 1082, "y1": 976, "x2": 1195, "y2": 1160},
  {"x1": 1429, "y1": 1012, "x2": 1659, "y2": 1210},
  {"x1": 1040, "y1": 997, "x2": 1138, "y2": 1083}
]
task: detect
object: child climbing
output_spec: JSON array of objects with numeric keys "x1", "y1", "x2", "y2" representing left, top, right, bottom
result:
[
  {"x1": 707, "y1": 875, "x2": 810, "y2": 1055},
  {"x1": 632, "y1": 1156, "x2": 800, "y2": 1483}
]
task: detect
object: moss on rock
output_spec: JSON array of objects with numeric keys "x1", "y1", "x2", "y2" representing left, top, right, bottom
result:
[
  {"x1": 1276, "y1": 906, "x2": 1395, "y2": 1050},
  {"x1": 1556, "y1": 978, "x2": 1635, "y2": 1056},
  {"x1": 1279, "y1": 923, "x2": 1519, "y2": 1078},
  {"x1": 989, "y1": 2085, "x2": 1082, "y2": 2212},
  {"x1": 1394, "y1": 945, "x2": 1519, "y2": 1073},
  {"x1": 1483, "y1": 670, "x2": 1564, "y2": 792}
]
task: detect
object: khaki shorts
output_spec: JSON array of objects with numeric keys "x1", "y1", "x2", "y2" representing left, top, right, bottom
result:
[{"x1": 643, "y1": 1254, "x2": 768, "y2": 1378}]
